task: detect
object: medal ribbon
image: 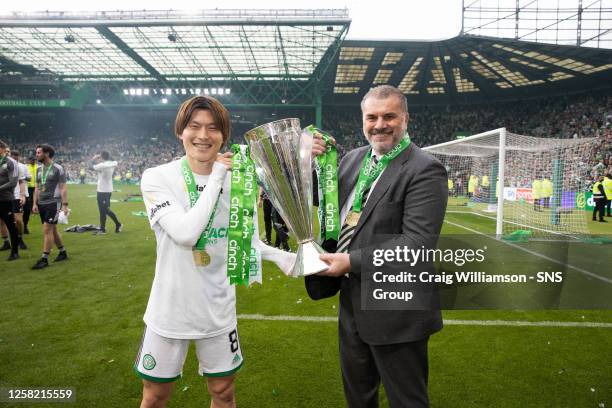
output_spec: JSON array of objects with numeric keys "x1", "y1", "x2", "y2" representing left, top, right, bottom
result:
[
  {"x1": 308, "y1": 125, "x2": 340, "y2": 242},
  {"x1": 40, "y1": 162, "x2": 54, "y2": 185},
  {"x1": 227, "y1": 145, "x2": 257, "y2": 286},
  {"x1": 181, "y1": 157, "x2": 220, "y2": 251},
  {"x1": 0, "y1": 155, "x2": 5, "y2": 167},
  {"x1": 352, "y1": 134, "x2": 411, "y2": 213}
]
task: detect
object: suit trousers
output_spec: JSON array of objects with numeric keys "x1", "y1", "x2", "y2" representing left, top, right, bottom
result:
[{"x1": 339, "y1": 313, "x2": 429, "y2": 408}]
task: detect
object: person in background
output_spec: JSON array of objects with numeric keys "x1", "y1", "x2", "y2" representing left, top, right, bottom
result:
[
  {"x1": 0, "y1": 140, "x2": 19, "y2": 261},
  {"x1": 592, "y1": 175, "x2": 607, "y2": 222},
  {"x1": 31, "y1": 144, "x2": 69, "y2": 269},
  {"x1": 90, "y1": 151, "x2": 122, "y2": 234},
  {"x1": 603, "y1": 173, "x2": 612, "y2": 217},
  {"x1": 23, "y1": 156, "x2": 37, "y2": 234},
  {"x1": 10, "y1": 150, "x2": 29, "y2": 249}
]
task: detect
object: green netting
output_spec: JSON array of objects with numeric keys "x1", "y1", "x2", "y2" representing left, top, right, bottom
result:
[
  {"x1": 502, "y1": 229, "x2": 532, "y2": 242},
  {"x1": 579, "y1": 236, "x2": 612, "y2": 244}
]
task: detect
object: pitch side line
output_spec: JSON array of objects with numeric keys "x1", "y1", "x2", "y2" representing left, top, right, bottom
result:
[
  {"x1": 446, "y1": 210, "x2": 580, "y2": 240},
  {"x1": 443, "y1": 219, "x2": 612, "y2": 285},
  {"x1": 237, "y1": 314, "x2": 612, "y2": 328}
]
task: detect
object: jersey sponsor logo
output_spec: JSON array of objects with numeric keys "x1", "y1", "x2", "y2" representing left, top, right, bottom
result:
[
  {"x1": 142, "y1": 354, "x2": 156, "y2": 370},
  {"x1": 196, "y1": 184, "x2": 224, "y2": 194},
  {"x1": 207, "y1": 227, "x2": 228, "y2": 239},
  {"x1": 149, "y1": 200, "x2": 171, "y2": 219},
  {"x1": 204, "y1": 227, "x2": 228, "y2": 245},
  {"x1": 196, "y1": 184, "x2": 205, "y2": 192}
]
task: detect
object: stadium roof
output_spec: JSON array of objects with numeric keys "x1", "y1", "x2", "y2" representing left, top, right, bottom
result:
[
  {"x1": 0, "y1": 9, "x2": 350, "y2": 82},
  {"x1": 1, "y1": 9, "x2": 611, "y2": 111},
  {"x1": 325, "y1": 34, "x2": 612, "y2": 106}
]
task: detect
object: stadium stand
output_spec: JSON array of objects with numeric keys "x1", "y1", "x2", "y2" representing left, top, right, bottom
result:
[{"x1": 2, "y1": 92, "x2": 610, "y2": 186}]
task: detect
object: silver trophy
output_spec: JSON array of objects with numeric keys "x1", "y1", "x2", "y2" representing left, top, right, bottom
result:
[{"x1": 245, "y1": 118, "x2": 329, "y2": 276}]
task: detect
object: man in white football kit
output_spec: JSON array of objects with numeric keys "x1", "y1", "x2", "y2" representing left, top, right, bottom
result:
[
  {"x1": 90, "y1": 151, "x2": 122, "y2": 234},
  {"x1": 135, "y1": 96, "x2": 295, "y2": 408}
]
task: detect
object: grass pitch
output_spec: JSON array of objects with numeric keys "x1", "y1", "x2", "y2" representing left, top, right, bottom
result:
[{"x1": 0, "y1": 184, "x2": 610, "y2": 407}]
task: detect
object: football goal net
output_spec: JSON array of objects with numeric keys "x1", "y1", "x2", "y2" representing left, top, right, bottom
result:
[{"x1": 424, "y1": 128, "x2": 595, "y2": 240}]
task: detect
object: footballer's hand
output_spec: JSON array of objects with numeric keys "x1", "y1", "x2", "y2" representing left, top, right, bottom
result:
[
  {"x1": 317, "y1": 253, "x2": 350, "y2": 277},
  {"x1": 311, "y1": 131, "x2": 335, "y2": 158},
  {"x1": 216, "y1": 152, "x2": 233, "y2": 170},
  {"x1": 32, "y1": 205, "x2": 39, "y2": 214}
]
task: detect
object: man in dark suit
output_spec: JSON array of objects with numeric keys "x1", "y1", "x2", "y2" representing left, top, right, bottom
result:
[{"x1": 308, "y1": 85, "x2": 448, "y2": 408}]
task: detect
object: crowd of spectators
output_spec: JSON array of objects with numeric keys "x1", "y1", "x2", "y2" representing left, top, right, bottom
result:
[
  {"x1": 1, "y1": 92, "x2": 610, "y2": 186},
  {"x1": 324, "y1": 92, "x2": 612, "y2": 186},
  {"x1": 324, "y1": 93, "x2": 610, "y2": 147}
]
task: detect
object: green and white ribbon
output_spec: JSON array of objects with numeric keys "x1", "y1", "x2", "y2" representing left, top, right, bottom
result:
[
  {"x1": 307, "y1": 125, "x2": 340, "y2": 242},
  {"x1": 40, "y1": 162, "x2": 54, "y2": 185},
  {"x1": 181, "y1": 157, "x2": 220, "y2": 252},
  {"x1": 353, "y1": 134, "x2": 411, "y2": 213},
  {"x1": 227, "y1": 144, "x2": 258, "y2": 286}
]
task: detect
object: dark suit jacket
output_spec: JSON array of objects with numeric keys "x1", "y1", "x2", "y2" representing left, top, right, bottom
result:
[{"x1": 306, "y1": 143, "x2": 448, "y2": 345}]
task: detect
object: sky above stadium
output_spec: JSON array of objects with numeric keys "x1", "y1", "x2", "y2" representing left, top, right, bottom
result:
[{"x1": 0, "y1": 0, "x2": 463, "y2": 41}]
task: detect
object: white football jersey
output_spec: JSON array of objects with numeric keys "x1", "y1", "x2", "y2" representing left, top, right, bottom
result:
[
  {"x1": 141, "y1": 158, "x2": 285, "y2": 339},
  {"x1": 93, "y1": 160, "x2": 118, "y2": 193}
]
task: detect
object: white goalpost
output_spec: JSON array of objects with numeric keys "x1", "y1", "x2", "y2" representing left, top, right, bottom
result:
[{"x1": 424, "y1": 128, "x2": 594, "y2": 240}]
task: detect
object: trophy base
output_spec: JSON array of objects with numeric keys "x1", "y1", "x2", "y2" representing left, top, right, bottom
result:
[{"x1": 292, "y1": 240, "x2": 329, "y2": 277}]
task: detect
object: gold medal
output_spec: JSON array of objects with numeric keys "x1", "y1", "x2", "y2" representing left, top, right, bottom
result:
[
  {"x1": 345, "y1": 211, "x2": 361, "y2": 227},
  {"x1": 193, "y1": 249, "x2": 211, "y2": 266}
]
